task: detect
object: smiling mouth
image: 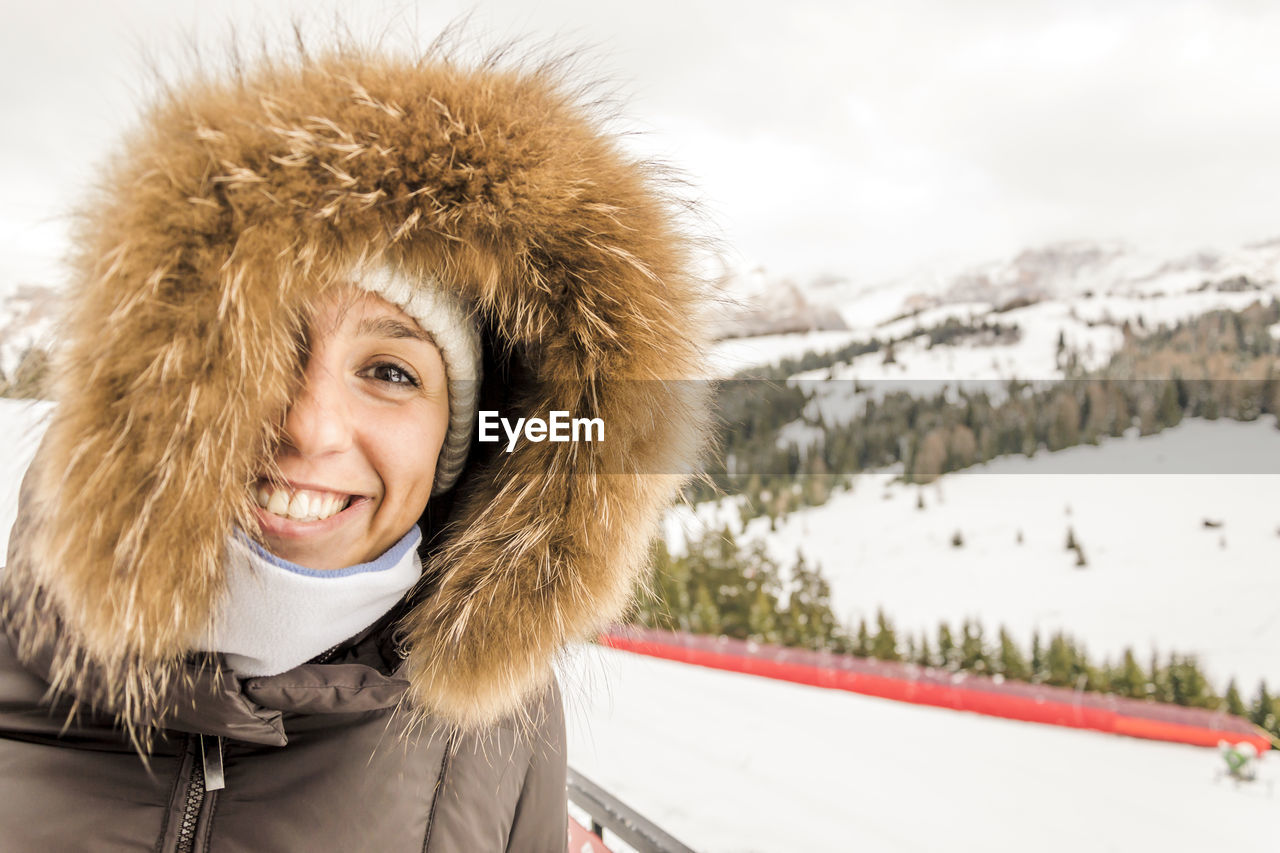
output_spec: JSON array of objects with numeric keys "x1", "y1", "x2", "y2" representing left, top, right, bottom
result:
[{"x1": 254, "y1": 482, "x2": 357, "y2": 523}]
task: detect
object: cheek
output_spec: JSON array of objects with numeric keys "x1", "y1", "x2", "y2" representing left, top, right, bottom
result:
[{"x1": 371, "y1": 406, "x2": 449, "y2": 498}]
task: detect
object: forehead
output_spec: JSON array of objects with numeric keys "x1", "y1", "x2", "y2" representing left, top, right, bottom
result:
[{"x1": 308, "y1": 286, "x2": 430, "y2": 344}]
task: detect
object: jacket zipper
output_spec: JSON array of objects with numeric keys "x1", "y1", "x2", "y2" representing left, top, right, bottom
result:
[
  {"x1": 175, "y1": 735, "x2": 224, "y2": 853},
  {"x1": 421, "y1": 734, "x2": 454, "y2": 853}
]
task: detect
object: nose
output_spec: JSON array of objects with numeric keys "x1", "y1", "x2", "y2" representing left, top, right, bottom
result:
[{"x1": 281, "y1": 359, "x2": 353, "y2": 458}]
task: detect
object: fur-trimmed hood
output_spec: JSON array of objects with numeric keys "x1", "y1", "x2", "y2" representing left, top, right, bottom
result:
[{"x1": 1, "y1": 45, "x2": 707, "y2": 734}]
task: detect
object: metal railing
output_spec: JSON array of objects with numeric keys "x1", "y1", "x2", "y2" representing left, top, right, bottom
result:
[{"x1": 566, "y1": 767, "x2": 697, "y2": 853}]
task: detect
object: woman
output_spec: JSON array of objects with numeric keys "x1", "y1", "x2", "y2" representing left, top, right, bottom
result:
[{"x1": 0, "y1": 38, "x2": 707, "y2": 852}]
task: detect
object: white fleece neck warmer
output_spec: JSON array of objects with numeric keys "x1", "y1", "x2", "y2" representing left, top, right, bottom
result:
[{"x1": 197, "y1": 526, "x2": 423, "y2": 678}]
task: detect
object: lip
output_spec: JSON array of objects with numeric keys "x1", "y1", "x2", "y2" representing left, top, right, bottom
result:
[{"x1": 253, "y1": 495, "x2": 372, "y2": 540}]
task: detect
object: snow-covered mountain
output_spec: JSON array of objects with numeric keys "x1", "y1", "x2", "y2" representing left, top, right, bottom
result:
[
  {"x1": 709, "y1": 238, "x2": 1280, "y2": 377},
  {"x1": 706, "y1": 263, "x2": 849, "y2": 339}
]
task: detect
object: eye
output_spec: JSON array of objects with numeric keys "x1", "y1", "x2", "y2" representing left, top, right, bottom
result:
[{"x1": 362, "y1": 361, "x2": 421, "y2": 388}]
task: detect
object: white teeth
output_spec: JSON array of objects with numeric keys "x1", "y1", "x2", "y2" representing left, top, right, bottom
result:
[
  {"x1": 287, "y1": 492, "x2": 309, "y2": 521},
  {"x1": 256, "y1": 485, "x2": 350, "y2": 522},
  {"x1": 267, "y1": 489, "x2": 289, "y2": 516}
]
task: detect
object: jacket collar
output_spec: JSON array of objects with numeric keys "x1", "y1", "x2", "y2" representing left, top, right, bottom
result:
[{"x1": 3, "y1": 575, "x2": 410, "y2": 746}]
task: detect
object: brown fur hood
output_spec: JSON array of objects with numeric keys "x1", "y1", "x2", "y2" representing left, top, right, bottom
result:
[{"x1": 1, "y1": 45, "x2": 707, "y2": 734}]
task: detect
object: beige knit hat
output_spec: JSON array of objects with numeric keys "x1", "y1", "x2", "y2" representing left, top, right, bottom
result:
[{"x1": 354, "y1": 267, "x2": 482, "y2": 495}]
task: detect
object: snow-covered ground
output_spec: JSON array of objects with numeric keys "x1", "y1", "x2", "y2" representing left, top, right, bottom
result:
[
  {"x1": 812, "y1": 299, "x2": 1124, "y2": 381},
  {"x1": 562, "y1": 644, "x2": 1278, "y2": 853},
  {"x1": 0, "y1": 399, "x2": 52, "y2": 550},
  {"x1": 709, "y1": 330, "x2": 866, "y2": 377},
  {"x1": 715, "y1": 282, "x2": 1275, "y2": 383},
  {"x1": 671, "y1": 417, "x2": 1280, "y2": 692}
]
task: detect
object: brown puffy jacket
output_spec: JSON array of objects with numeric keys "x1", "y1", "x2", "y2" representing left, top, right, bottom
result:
[
  {"x1": 0, "y1": 37, "x2": 706, "y2": 853},
  {"x1": 0, "y1": 566, "x2": 568, "y2": 852}
]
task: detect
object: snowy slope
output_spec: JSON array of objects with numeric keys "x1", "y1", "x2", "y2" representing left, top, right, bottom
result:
[
  {"x1": 671, "y1": 417, "x2": 1280, "y2": 691},
  {"x1": 709, "y1": 329, "x2": 865, "y2": 377},
  {"x1": 711, "y1": 238, "x2": 1280, "y2": 379},
  {"x1": 562, "y1": 645, "x2": 1278, "y2": 853}
]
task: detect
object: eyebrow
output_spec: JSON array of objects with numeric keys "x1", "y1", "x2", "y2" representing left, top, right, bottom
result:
[{"x1": 355, "y1": 316, "x2": 434, "y2": 345}]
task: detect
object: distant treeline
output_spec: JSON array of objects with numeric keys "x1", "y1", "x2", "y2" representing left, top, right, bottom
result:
[
  {"x1": 628, "y1": 524, "x2": 1280, "y2": 742},
  {"x1": 631, "y1": 526, "x2": 841, "y2": 652},
  {"x1": 689, "y1": 300, "x2": 1280, "y2": 522}
]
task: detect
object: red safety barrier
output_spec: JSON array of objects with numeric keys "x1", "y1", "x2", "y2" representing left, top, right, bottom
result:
[
  {"x1": 567, "y1": 818, "x2": 613, "y2": 853},
  {"x1": 601, "y1": 627, "x2": 1273, "y2": 753}
]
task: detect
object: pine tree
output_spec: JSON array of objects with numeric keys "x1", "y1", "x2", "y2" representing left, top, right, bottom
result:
[
  {"x1": 692, "y1": 583, "x2": 721, "y2": 635},
  {"x1": 1168, "y1": 655, "x2": 1215, "y2": 708},
  {"x1": 960, "y1": 620, "x2": 990, "y2": 673},
  {"x1": 938, "y1": 623, "x2": 958, "y2": 671},
  {"x1": 855, "y1": 618, "x2": 871, "y2": 658},
  {"x1": 1250, "y1": 682, "x2": 1276, "y2": 730},
  {"x1": 1114, "y1": 650, "x2": 1147, "y2": 700},
  {"x1": 785, "y1": 552, "x2": 840, "y2": 650},
  {"x1": 1225, "y1": 679, "x2": 1247, "y2": 718},
  {"x1": 997, "y1": 627, "x2": 1031, "y2": 682},
  {"x1": 871, "y1": 609, "x2": 900, "y2": 661},
  {"x1": 1157, "y1": 380, "x2": 1183, "y2": 427},
  {"x1": 742, "y1": 540, "x2": 783, "y2": 643},
  {"x1": 747, "y1": 587, "x2": 780, "y2": 644},
  {"x1": 916, "y1": 633, "x2": 934, "y2": 668},
  {"x1": 802, "y1": 450, "x2": 831, "y2": 506},
  {"x1": 1074, "y1": 640, "x2": 1105, "y2": 692},
  {"x1": 1046, "y1": 632, "x2": 1074, "y2": 687},
  {"x1": 1150, "y1": 652, "x2": 1174, "y2": 703},
  {"x1": 1030, "y1": 631, "x2": 1045, "y2": 682}
]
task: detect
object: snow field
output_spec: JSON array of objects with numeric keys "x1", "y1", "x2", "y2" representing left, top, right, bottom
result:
[
  {"x1": 561, "y1": 645, "x2": 1278, "y2": 853},
  {"x1": 672, "y1": 418, "x2": 1280, "y2": 692}
]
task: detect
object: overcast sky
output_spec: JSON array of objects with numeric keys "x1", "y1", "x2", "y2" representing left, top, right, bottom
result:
[{"x1": 5, "y1": 0, "x2": 1280, "y2": 291}]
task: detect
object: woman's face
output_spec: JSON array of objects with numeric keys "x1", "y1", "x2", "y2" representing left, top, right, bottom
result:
[{"x1": 252, "y1": 287, "x2": 449, "y2": 570}]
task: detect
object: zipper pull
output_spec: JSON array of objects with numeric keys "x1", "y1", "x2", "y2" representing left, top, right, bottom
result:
[{"x1": 200, "y1": 735, "x2": 226, "y2": 792}]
